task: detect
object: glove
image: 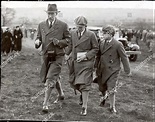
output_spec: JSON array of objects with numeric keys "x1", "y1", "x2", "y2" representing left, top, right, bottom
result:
[
  {"x1": 35, "y1": 39, "x2": 41, "y2": 49},
  {"x1": 52, "y1": 38, "x2": 60, "y2": 46}
]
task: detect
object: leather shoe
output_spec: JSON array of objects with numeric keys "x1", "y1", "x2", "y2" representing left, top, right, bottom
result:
[
  {"x1": 79, "y1": 95, "x2": 83, "y2": 105},
  {"x1": 99, "y1": 100, "x2": 106, "y2": 107},
  {"x1": 109, "y1": 107, "x2": 117, "y2": 113},
  {"x1": 80, "y1": 107, "x2": 87, "y2": 116},
  {"x1": 58, "y1": 95, "x2": 64, "y2": 100},
  {"x1": 42, "y1": 106, "x2": 48, "y2": 113},
  {"x1": 54, "y1": 95, "x2": 64, "y2": 103}
]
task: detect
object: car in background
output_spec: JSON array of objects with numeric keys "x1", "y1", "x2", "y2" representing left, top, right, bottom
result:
[
  {"x1": 69, "y1": 26, "x2": 102, "y2": 42},
  {"x1": 117, "y1": 37, "x2": 141, "y2": 61},
  {"x1": 87, "y1": 26, "x2": 102, "y2": 42}
]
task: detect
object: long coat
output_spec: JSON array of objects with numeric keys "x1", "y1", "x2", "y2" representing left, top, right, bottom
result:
[
  {"x1": 2, "y1": 31, "x2": 13, "y2": 54},
  {"x1": 96, "y1": 38, "x2": 130, "y2": 92},
  {"x1": 36, "y1": 18, "x2": 70, "y2": 83},
  {"x1": 66, "y1": 28, "x2": 99, "y2": 90},
  {"x1": 13, "y1": 29, "x2": 23, "y2": 51}
]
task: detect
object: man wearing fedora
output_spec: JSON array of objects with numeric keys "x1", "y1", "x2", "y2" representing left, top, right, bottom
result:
[
  {"x1": 35, "y1": 4, "x2": 70, "y2": 113},
  {"x1": 65, "y1": 16, "x2": 99, "y2": 116}
]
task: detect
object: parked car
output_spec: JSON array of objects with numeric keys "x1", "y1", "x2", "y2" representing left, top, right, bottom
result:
[
  {"x1": 87, "y1": 26, "x2": 102, "y2": 42},
  {"x1": 117, "y1": 38, "x2": 141, "y2": 61}
]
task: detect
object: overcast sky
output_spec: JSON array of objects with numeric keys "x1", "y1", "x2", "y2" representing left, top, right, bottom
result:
[{"x1": 1, "y1": 1, "x2": 154, "y2": 9}]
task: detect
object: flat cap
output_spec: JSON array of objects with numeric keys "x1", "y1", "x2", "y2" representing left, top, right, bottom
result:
[
  {"x1": 74, "y1": 16, "x2": 87, "y2": 26},
  {"x1": 102, "y1": 25, "x2": 115, "y2": 36}
]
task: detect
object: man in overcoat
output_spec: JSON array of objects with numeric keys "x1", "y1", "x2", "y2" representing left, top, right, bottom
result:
[
  {"x1": 65, "y1": 16, "x2": 99, "y2": 116},
  {"x1": 35, "y1": 4, "x2": 70, "y2": 113},
  {"x1": 95, "y1": 26, "x2": 131, "y2": 113},
  {"x1": 13, "y1": 26, "x2": 23, "y2": 52},
  {"x1": 2, "y1": 28, "x2": 13, "y2": 56}
]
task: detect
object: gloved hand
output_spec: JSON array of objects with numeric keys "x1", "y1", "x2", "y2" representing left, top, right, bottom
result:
[
  {"x1": 52, "y1": 38, "x2": 60, "y2": 46},
  {"x1": 35, "y1": 39, "x2": 41, "y2": 49}
]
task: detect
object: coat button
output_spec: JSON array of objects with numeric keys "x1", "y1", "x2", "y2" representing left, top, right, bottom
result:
[{"x1": 109, "y1": 60, "x2": 113, "y2": 63}]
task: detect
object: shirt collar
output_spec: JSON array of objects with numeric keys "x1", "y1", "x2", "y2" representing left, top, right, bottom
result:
[
  {"x1": 107, "y1": 38, "x2": 112, "y2": 43},
  {"x1": 79, "y1": 28, "x2": 86, "y2": 36},
  {"x1": 48, "y1": 18, "x2": 56, "y2": 26}
]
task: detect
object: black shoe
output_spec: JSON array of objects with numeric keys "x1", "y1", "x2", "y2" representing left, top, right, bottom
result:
[
  {"x1": 99, "y1": 100, "x2": 106, "y2": 107},
  {"x1": 58, "y1": 95, "x2": 64, "y2": 100},
  {"x1": 80, "y1": 107, "x2": 87, "y2": 116},
  {"x1": 54, "y1": 95, "x2": 64, "y2": 103},
  {"x1": 79, "y1": 94, "x2": 83, "y2": 105},
  {"x1": 42, "y1": 106, "x2": 48, "y2": 113}
]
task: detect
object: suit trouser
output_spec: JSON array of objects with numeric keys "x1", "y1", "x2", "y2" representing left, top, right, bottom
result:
[{"x1": 43, "y1": 56, "x2": 64, "y2": 106}]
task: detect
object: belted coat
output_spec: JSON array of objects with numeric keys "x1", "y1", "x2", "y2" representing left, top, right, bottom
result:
[{"x1": 36, "y1": 18, "x2": 70, "y2": 83}]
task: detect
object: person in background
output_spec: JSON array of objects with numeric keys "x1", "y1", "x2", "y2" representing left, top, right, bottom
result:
[
  {"x1": 35, "y1": 4, "x2": 70, "y2": 113},
  {"x1": 135, "y1": 29, "x2": 142, "y2": 45},
  {"x1": 65, "y1": 16, "x2": 99, "y2": 116},
  {"x1": 146, "y1": 30, "x2": 154, "y2": 52},
  {"x1": 2, "y1": 27, "x2": 13, "y2": 56},
  {"x1": 13, "y1": 26, "x2": 23, "y2": 52},
  {"x1": 141, "y1": 29, "x2": 148, "y2": 43}
]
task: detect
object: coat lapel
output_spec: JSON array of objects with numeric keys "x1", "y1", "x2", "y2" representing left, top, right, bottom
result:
[
  {"x1": 73, "y1": 31, "x2": 79, "y2": 47},
  {"x1": 46, "y1": 18, "x2": 59, "y2": 35},
  {"x1": 101, "y1": 38, "x2": 114, "y2": 55},
  {"x1": 75, "y1": 29, "x2": 89, "y2": 47},
  {"x1": 41, "y1": 20, "x2": 50, "y2": 35},
  {"x1": 99, "y1": 40, "x2": 106, "y2": 53}
]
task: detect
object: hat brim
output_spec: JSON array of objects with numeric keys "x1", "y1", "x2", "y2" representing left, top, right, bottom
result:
[
  {"x1": 76, "y1": 24, "x2": 86, "y2": 27},
  {"x1": 45, "y1": 10, "x2": 60, "y2": 13}
]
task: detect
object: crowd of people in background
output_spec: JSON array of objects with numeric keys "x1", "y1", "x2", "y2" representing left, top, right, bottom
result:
[
  {"x1": 1, "y1": 26, "x2": 23, "y2": 56},
  {"x1": 1, "y1": 24, "x2": 154, "y2": 58},
  {"x1": 118, "y1": 28, "x2": 154, "y2": 52},
  {"x1": 1, "y1": 26, "x2": 37, "y2": 57}
]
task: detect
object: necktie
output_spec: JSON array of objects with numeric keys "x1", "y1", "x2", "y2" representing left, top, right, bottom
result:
[
  {"x1": 49, "y1": 22, "x2": 52, "y2": 28},
  {"x1": 78, "y1": 32, "x2": 82, "y2": 39},
  {"x1": 104, "y1": 40, "x2": 108, "y2": 49}
]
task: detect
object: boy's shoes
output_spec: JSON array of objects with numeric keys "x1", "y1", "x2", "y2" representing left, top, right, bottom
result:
[
  {"x1": 42, "y1": 106, "x2": 48, "y2": 113},
  {"x1": 80, "y1": 107, "x2": 87, "y2": 116}
]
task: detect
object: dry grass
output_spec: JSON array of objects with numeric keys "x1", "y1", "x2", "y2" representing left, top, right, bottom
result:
[{"x1": 0, "y1": 37, "x2": 154, "y2": 122}]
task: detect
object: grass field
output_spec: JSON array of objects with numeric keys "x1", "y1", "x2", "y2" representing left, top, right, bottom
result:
[{"x1": 0, "y1": 37, "x2": 154, "y2": 122}]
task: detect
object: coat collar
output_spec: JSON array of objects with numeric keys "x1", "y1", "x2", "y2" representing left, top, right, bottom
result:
[
  {"x1": 42, "y1": 18, "x2": 59, "y2": 35},
  {"x1": 101, "y1": 38, "x2": 115, "y2": 55},
  {"x1": 74, "y1": 28, "x2": 89, "y2": 47}
]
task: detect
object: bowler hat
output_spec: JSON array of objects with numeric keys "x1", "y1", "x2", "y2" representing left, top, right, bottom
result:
[
  {"x1": 74, "y1": 16, "x2": 87, "y2": 26},
  {"x1": 45, "y1": 4, "x2": 60, "y2": 13}
]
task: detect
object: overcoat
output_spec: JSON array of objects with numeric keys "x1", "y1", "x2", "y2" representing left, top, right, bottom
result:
[
  {"x1": 36, "y1": 18, "x2": 70, "y2": 83},
  {"x1": 2, "y1": 31, "x2": 13, "y2": 54},
  {"x1": 13, "y1": 29, "x2": 23, "y2": 51},
  {"x1": 95, "y1": 38, "x2": 130, "y2": 92},
  {"x1": 66, "y1": 28, "x2": 99, "y2": 91}
]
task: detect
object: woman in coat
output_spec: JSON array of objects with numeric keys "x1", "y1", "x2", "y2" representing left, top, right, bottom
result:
[{"x1": 65, "y1": 16, "x2": 99, "y2": 116}]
